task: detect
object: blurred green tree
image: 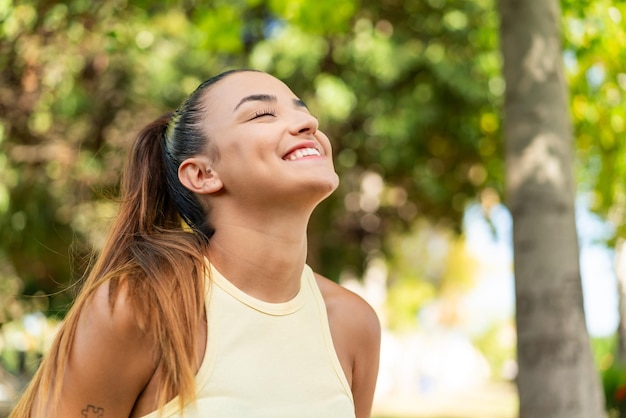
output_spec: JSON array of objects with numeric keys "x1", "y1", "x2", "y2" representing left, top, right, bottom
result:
[{"x1": 0, "y1": 0, "x2": 501, "y2": 318}]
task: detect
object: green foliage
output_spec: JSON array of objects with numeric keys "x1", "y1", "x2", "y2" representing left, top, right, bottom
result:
[
  {"x1": 472, "y1": 320, "x2": 516, "y2": 381},
  {"x1": 0, "y1": 0, "x2": 251, "y2": 317},
  {"x1": 592, "y1": 336, "x2": 626, "y2": 417},
  {"x1": 0, "y1": 312, "x2": 59, "y2": 376},
  {"x1": 249, "y1": 0, "x2": 503, "y2": 280},
  {"x1": 563, "y1": 2, "x2": 626, "y2": 241},
  {"x1": 385, "y1": 219, "x2": 478, "y2": 331},
  {"x1": 386, "y1": 274, "x2": 436, "y2": 331},
  {"x1": 0, "y1": 0, "x2": 621, "y2": 337},
  {"x1": 268, "y1": 0, "x2": 357, "y2": 34},
  {"x1": 1, "y1": 0, "x2": 504, "y2": 312}
]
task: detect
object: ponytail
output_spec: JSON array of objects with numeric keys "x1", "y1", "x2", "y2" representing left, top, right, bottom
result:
[
  {"x1": 11, "y1": 112, "x2": 211, "y2": 417},
  {"x1": 123, "y1": 112, "x2": 181, "y2": 235},
  {"x1": 11, "y1": 69, "x2": 251, "y2": 417}
]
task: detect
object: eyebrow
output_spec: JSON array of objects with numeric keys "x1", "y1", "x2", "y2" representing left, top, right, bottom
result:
[{"x1": 233, "y1": 94, "x2": 309, "y2": 111}]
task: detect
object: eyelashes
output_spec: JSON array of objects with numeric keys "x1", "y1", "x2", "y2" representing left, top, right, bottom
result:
[
  {"x1": 252, "y1": 109, "x2": 276, "y2": 119},
  {"x1": 247, "y1": 108, "x2": 317, "y2": 121}
]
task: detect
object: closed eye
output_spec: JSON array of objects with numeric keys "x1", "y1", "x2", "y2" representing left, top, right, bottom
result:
[{"x1": 251, "y1": 109, "x2": 276, "y2": 120}]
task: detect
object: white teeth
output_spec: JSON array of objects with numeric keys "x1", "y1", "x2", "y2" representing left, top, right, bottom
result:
[{"x1": 285, "y1": 147, "x2": 321, "y2": 160}]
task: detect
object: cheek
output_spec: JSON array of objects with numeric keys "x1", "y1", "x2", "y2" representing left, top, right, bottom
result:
[
  {"x1": 316, "y1": 132, "x2": 334, "y2": 154},
  {"x1": 212, "y1": 126, "x2": 280, "y2": 172},
  {"x1": 216, "y1": 143, "x2": 270, "y2": 178}
]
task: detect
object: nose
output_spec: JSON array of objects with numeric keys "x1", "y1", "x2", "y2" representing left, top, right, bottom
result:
[{"x1": 289, "y1": 111, "x2": 318, "y2": 136}]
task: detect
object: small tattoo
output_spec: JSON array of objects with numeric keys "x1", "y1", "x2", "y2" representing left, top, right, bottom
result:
[{"x1": 81, "y1": 404, "x2": 104, "y2": 418}]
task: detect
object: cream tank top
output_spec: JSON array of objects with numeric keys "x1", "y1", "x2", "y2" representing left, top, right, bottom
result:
[{"x1": 141, "y1": 263, "x2": 355, "y2": 418}]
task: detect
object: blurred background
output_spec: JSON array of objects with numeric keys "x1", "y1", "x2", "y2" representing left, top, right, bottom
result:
[{"x1": 0, "y1": 0, "x2": 625, "y2": 417}]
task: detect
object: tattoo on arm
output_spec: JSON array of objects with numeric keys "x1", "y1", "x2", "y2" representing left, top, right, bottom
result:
[{"x1": 81, "y1": 404, "x2": 105, "y2": 418}]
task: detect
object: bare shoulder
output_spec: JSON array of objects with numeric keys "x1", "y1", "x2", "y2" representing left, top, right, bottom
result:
[
  {"x1": 75, "y1": 277, "x2": 158, "y2": 374},
  {"x1": 80, "y1": 279, "x2": 152, "y2": 344},
  {"x1": 314, "y1": 273, "x2": 380, "y2": 338},
  {"x1": 89, "y1": 279, "x2": 137, "y2": 329},
  {"x1": 42, "y1": 279, "x2": 158, "y2": 417}
]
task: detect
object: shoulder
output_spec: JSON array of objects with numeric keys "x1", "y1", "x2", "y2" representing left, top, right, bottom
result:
[
  {"x1": 69, "y1": 280, "x2": 158, "y2": 410},
  {"x1": 85, "y1": 279, "x2": 149, "y2": 337},
  {"x1": 313, "y1": 272, "x2": 381, "y2": 350},
  {"x1": 73, "y1": 279, "x2": 158, "y2": 375},
  {"x1": 34, "y1": 279, "x2": 159, "y2": 417}
]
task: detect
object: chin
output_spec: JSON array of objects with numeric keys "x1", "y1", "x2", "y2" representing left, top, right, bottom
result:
[{"x1": 313, "y1": 173, "x2": 340, "y2": 199}]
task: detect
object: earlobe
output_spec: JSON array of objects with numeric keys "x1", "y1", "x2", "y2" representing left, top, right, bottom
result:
[{"x1": 178, "y1": 157, "x2": 223, "y2": 194}]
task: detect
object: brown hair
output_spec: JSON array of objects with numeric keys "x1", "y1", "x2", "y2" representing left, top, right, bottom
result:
[{"x1": 10, "y1": 69, "x2": 246, "y2": 417}]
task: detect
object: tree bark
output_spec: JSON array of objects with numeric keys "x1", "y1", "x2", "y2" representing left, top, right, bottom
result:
[{"x1": 498, "y1": 0, "x2": 606, "y2": 417}]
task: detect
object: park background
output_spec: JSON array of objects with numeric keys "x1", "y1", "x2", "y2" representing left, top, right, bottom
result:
[{"x1": 0, "y1": 0, "x2": 625, "y2": 417}]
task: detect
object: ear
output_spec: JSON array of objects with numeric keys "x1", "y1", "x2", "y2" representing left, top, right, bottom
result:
[{"x1": 178, "y1": 157, "x2": 223, "y2": 195}]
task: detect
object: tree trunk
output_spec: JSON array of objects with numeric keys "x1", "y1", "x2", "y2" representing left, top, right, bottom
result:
[{"x1": 498, "y1": 0, "x2": 606, "y2": 417}]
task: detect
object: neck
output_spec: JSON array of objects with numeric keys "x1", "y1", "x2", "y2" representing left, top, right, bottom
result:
[{"x1": 206, "y1": 208, "x2": 311, "y2": 303}]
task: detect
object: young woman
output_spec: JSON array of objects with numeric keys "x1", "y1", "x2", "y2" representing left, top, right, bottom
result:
[{"x1": 10, "y1": 70, "x2": 381, "y2": 418}]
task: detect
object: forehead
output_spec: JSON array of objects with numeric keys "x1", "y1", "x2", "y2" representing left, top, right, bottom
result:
[{"x1": 202, "y1": 71, "x2": 297, "y2": 113}]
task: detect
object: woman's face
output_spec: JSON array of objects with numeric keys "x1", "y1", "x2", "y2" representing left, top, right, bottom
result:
[{"x1": 201, "y1": 71, "x2": 339, "y2": 206}]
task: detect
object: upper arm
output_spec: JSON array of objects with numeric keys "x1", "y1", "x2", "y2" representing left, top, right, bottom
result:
[
  {"x1": 346, "y1": 295, "x2": 381, "y2": 418},
  {"x1": 38, "y1": 281, "x2": 157, "y2": 418},
  {"x1": 316, "y1": 275, "x2": 381, "y2": 418}
]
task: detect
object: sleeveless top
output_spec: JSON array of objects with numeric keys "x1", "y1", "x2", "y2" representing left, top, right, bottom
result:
[{"x1": 140, "y1": 263, "x2": 355, "y2": 417}]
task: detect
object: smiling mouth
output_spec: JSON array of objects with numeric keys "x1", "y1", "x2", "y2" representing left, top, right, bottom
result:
[{"x1": 283, "y1": 147, "x2": 321, "y2": 161}]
